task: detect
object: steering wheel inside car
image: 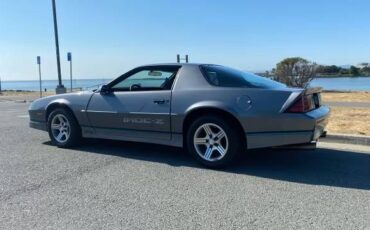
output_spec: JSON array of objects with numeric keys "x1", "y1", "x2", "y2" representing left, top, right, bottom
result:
[{"x1": 130, "y1": 84, "x2": 142, "y2": 91}]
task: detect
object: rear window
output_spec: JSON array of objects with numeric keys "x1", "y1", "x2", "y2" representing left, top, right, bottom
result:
[{"x1": 200, "y1": 65, "x2": 285, "y2": 89}]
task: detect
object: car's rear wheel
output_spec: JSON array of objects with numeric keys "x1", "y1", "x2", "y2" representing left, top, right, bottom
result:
[
  {"x1": 47, "y1": 108, "x2": 81, "y2": 147},
  {"x1": 186, "y1": 115, "x2": 244, "y2": 168}
]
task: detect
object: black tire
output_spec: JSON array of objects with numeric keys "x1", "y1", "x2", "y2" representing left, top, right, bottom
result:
[
  {"x1": 47, "y1": 108, "x2": 81, "y2": 148},
  {"x1": 186, "y1": 115, "x2": 244, "y2": 168}
]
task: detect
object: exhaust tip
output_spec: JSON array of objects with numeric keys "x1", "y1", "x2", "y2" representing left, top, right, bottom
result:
[{"x1": 320, "y1": 131, "x2": 327, "y2": 138}]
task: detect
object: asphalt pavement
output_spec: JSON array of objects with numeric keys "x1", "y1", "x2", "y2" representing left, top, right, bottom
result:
[{"x1": 1, "y1": 101, "x2": 370, "y2": 229}]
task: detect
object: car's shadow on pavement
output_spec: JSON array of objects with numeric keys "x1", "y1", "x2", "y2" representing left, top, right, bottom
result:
[{"x1": 45, "y1": 139, "x2": 370, "y2": 190}]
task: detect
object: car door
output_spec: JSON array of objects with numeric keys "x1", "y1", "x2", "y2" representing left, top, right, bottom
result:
[
  {"x1": 117, "y1": 90, "x2": 172, "y2": 140},
  {"x1": 86, "y1": 66, "x2": 180, "y2": 141}
]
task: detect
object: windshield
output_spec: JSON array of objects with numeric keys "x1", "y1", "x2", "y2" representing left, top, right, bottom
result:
[{"x1": 200, "y1": 65, "x2": 286, "y2": 89}]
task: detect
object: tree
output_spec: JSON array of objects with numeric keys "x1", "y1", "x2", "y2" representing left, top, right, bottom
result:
[
  {"x1": 361, "y1": 67, "x2": 370, "y2": 76},
  {"x1": 316, "y1": 65, "x2": 341, "y2": 75},
  {"x1": 350, "y1": 66, "x2": 360, "y2": 76},
  {"x1": 275, "y1": 57, "x2": 317, "y2": 87}
]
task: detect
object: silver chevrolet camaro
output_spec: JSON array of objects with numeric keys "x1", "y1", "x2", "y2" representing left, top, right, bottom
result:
[{"x1": 29, "y1": 63, "x2": 329, "y2": 168}]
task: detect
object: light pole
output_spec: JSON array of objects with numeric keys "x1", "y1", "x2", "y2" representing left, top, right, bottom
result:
[
  {"x1": 37, "y1": 56, "x2": 42, "y2": 97},
  {"x1": 0, "y1": 76, "x2": 2, "y2": 94},
  {"x1": 67, "y1": 52, "x2": 72, "y2": 92},
  {"x1": 52, "y1": 0, "x2": 66, "y2": 94}
]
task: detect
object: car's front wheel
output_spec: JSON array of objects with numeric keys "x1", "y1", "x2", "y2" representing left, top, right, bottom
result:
[
  {"x1": 186, "y1": 115, "x2": 244, "y2": 168},
  {"x1": 47, "y1": 108, "x2": 81, "y2": 147}
]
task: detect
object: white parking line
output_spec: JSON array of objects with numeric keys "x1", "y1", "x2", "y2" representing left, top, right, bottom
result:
[{"x1": 17, "y1": 115, "x2": 29, "y2": 118}]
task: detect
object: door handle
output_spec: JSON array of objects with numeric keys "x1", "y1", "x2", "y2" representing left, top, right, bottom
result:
[{"x1": 153, "y1": 99, "x2": 166, "y2": 104}]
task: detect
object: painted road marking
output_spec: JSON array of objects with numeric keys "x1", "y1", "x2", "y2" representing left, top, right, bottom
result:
[{"x1": 17, "y1": 115, "x2": 29, "y2": 118}]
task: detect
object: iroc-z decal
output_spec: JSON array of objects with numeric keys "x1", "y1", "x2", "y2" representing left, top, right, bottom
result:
[{"x1": 123, "y1": 117, "x2": 165, "y2": 125}]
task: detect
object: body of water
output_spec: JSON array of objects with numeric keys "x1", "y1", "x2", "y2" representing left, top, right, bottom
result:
[
  {"x1": 1, "y1": 79, "x2": 111, "y2": 91},
  {"x1": 309, "y1": 77, "x2": 370, "y2": 91},
  {"x1": 1, "y1": 77, "x2": 370, "y2": 91}
]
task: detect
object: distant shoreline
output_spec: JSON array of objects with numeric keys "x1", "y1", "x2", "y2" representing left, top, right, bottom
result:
[{"x1": 315, "y1": 75, "x2": 370, "y2": 78}]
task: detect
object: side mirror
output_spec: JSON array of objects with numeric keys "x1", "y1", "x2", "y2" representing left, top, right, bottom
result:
[{"x1": 100, "y1": 84, "x2": 112, "y2": 95}]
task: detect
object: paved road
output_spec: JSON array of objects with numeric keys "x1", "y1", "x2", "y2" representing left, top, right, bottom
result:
[{"x1": 1, "y1": 102, "x2": 370, "y2": 229}]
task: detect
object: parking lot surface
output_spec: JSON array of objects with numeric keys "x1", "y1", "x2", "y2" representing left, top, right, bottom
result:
[{"x1": 1, "y1": 101, "x2": 370, "y2": 229}]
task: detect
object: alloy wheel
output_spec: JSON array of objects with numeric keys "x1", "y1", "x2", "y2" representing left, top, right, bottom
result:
[
  {"x1": 51, "y1": 114, "x2": 71, "y2": 143},
  {"x1": 193, "y1": 123, "x2": 229, "y2": 162}
]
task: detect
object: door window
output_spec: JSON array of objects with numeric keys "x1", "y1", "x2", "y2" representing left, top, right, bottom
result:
[{"x1": 111, "y1": 68, "x2": 178, "y2": 91}]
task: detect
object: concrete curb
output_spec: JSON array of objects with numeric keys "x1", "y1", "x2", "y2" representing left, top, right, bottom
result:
[{"x1": 321, "y1": 133, "x2": 370, "y2": 146}]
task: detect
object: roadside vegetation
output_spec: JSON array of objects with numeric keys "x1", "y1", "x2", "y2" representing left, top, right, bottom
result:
[
  {"x1": 259, "y1": 57, "x2": 317, "y2": 87},
  {"x1": 316, "y1": 65, "x2": 370, "y2": 77},
  {"x1": 260, "y1": 57, "x2": 370, "y2": 81},
  {"x1": 274, "y1": 57, "x2": 316, "y2": 88},
  {"x1": 322, "y1": 91, "x2": 370, "y2": 103},
  {"x1": 321, "y1": 91, "x2": 370, "y2": 136},
  {"x1": 326, "y1": 107, "x2": 370, "y2": 136}
]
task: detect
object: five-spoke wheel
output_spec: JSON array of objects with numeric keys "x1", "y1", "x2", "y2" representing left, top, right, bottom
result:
[
  {"x1": 47, "y1": 108, "x2": 81, "y2": 147},
  {"x1": 51, "y1": 114, "x2": 71, "y2": 143},
  {"x1": 193, "y1": 123, "x2": 229, "y2": 162},
  {"x1": 187, "y1": 115, "x2": 244, "y2": 168}
]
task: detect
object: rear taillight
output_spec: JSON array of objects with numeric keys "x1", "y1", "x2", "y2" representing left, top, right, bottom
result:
[{"x1": 286, "y1": 95, "x2": 315, "y2": 113}]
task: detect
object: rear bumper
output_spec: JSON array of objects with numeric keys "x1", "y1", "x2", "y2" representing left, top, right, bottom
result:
[
  {"x1": 246, "y1": 131, "x2": 313, "y2": 149},
  {"x1": 246, "y1": 106, "x2": 330, "y2": 149},
  {"x1": 29, "y1": 120, "x2": 47, "y2": 131},
  {"x1": 306, "y1": 105, "x2": 330, "y2": 140}
]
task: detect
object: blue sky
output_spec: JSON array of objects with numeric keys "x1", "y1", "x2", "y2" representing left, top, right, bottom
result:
[{"x1": 1, "y1": 0, "x2": 370, "y2": 80}]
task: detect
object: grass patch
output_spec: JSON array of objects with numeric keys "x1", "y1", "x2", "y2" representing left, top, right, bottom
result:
[
  {"x1": 322, "y1": 91, "x2": 370, "y2": 103},
  {"x1": 327, "y1": 107, "x2": 370, "y2": 136}
]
